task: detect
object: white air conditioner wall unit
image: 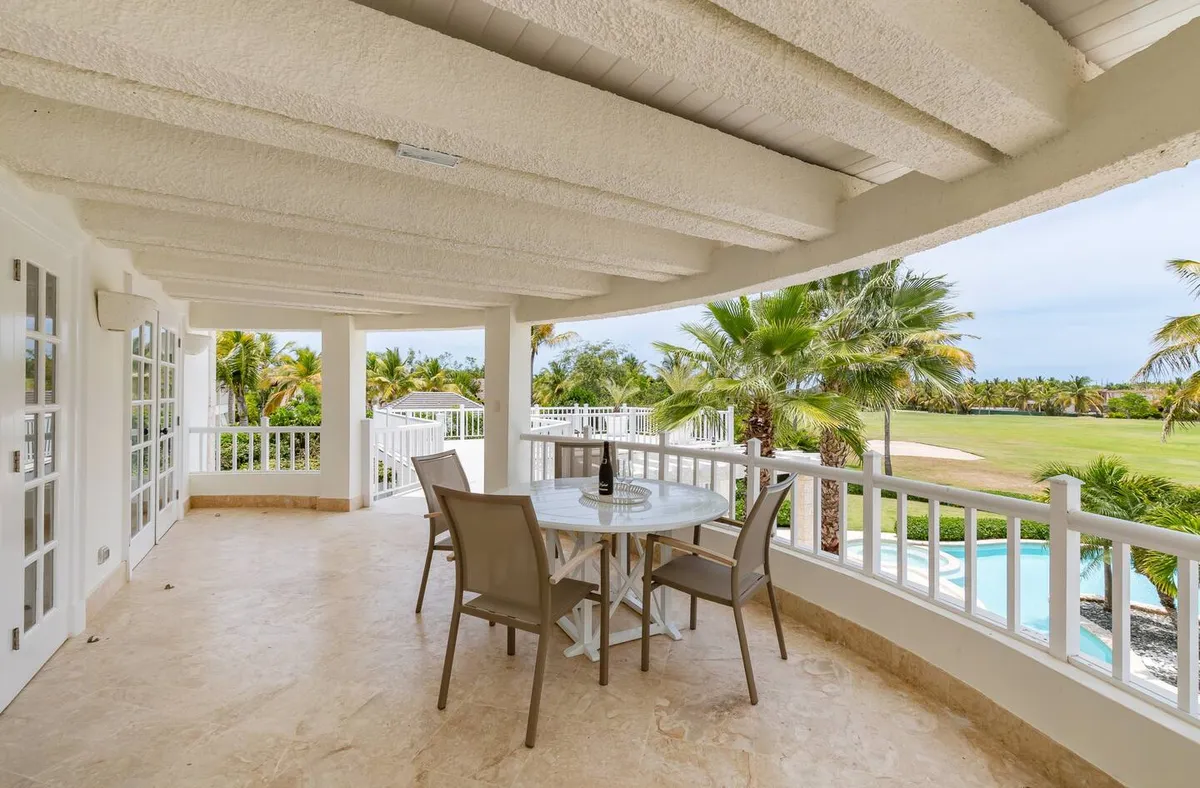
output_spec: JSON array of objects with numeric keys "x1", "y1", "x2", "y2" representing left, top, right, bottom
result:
[{"x1": 95, "y1": 290, "x2": 157, "y2": 331}]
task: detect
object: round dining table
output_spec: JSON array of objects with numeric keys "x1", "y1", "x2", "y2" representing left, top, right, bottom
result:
[{"x1": 496, "y1": 476, "x2": 730, "y2": 660}]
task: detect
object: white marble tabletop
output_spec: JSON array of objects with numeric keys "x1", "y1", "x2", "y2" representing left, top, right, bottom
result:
[{"x1": 496, "y1": 477, "x2": 729, "y2": 533}]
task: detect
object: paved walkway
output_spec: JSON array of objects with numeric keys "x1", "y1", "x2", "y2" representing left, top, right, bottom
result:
[{"x1": 0, "y1": 498, "x2": 1046, "y2": 787}]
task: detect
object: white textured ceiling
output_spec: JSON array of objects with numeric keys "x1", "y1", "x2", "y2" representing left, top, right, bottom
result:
[{"x1": 0, "y1": 0, "x2": 1195, "y2": 325}]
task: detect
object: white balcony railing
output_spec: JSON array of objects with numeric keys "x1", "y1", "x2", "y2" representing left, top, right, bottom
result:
[
  {"x1": 189, "y1": 420, "x2": 321, "y2": 473},
  {"x1": 378, "y1": 404, "x2": 736, "y2": 446},
  {"x1": 522, "y1": 432, "x2": 1200, "y2": 724},
  {"x1": 368, "y1": 414, "x2": 444, "y2": 500}
]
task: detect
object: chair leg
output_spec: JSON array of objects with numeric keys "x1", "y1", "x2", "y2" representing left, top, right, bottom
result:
[
  {"x1": 526, "y1": 633, "x2": 549, "y2": 748},
  {"x1": 767, "y1": 579, "x2": 787, "y2": 660},
  {"x1": 641, "y1": 550, "x2": 652, "y2": 672},
  {"x1": 437, "y1": 606, "x2": 461, "y2": 710},
  {"x1": 415, "y1": 534, "x2": 436, "y2": 614},
  {"x1": 507, "y1": 626, "x2": 516, "y2": 656},
  {"x1": 600, "y1": 547, "x2": 610, "y2": 687},
  {"x1": 732, "y1": 601, "x2": 758, "y2": 705},
  {"x1": 689, "y1": 595, "x2": 698, "y2": 630}
]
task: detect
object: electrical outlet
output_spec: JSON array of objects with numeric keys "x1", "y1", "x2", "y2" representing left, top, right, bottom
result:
[{"x1": 97, "y1": 546, "x2": 110, "y2": 565}]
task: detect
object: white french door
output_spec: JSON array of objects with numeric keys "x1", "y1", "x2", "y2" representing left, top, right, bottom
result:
[
  {"x1": 129, "y1": 315, "x2": 180, "y2": 569},
  {"x1": 2, "y1": 256, "x2": 69, "y2": 711}
]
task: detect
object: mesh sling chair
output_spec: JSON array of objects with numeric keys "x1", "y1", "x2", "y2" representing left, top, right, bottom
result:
[
  {"x1": 552, "y1": 440, "x2": 604, "y2": 479},
  {"x1": 641, "y1": 474, "x2": 795, "y2": 704},
  {"x1": 412, "y1": 450, "x2": 470, "y2": 614},
  {"x1": 433, "y1": 486, "x2": 611, "y2": 748}
]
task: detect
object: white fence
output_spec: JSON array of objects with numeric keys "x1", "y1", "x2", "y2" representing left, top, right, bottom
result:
[
  {"x1": 190, "y1": 421, "x2": 321, "y2": 472},
  {"x1": 379, "y1": 404, "x2": 735, "y2": 446},
  {"x1": 523, "y1": 432, "x2": 1200, "y2": 723},
  {"x1": 368, "y1": 414, "x2": 445, "y2": 500}
]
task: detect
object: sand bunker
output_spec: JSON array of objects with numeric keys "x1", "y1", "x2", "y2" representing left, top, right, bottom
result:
[{"x1": 867, "y1": 440, "x2": 982, "y2": 461}]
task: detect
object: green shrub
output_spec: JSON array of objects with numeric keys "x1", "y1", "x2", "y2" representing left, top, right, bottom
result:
[
  {"x1": 1105, "y1": 392, "x2": 1158, "y2": 420},
  {"x1": 904, "y1": 515, "x2": 1048, "y2": 541}
]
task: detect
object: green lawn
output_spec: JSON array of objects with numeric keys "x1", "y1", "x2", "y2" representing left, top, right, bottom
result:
[{"x1": 859, "y1": 410, "x2": 1200, "y2": 494}]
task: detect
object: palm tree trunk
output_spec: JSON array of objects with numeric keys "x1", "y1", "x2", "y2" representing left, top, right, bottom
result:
[
  {"x1": 226, "y1": 388, "x2": 235, "y2": 425},
  {"x1": 746, "y1": 400, "x2": 774, "y2": 491},
  {"x1": 819, "y1": 429, "x2": 850, "y2": 554},
  {"x1": 235, "y1": 387, "x2": 250, "y2": 427},
  {"x1": 883, "y1": 405, "x2": 893, "y2": 476},
  {"x1": 1103, "y1": 553, "x2": 1113, "y2": 613}
]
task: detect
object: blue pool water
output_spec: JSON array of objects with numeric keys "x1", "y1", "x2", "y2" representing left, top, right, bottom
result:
[{"x1": 863, "y1": 541, "x2": 1163, "y2": 664}]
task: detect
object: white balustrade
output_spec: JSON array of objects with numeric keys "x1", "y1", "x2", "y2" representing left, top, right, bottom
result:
[
  {"x1": 189, "y1": 420, "x2": 321, "y2": 473},
  {"x1": 521, "y1": 431, "x2": 1200, "y2": 723},
  {"x1": 367, "y1": 414, "x2": 444, "y2": 501}
]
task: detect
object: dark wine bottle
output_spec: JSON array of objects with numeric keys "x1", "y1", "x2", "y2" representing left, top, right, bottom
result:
[{"x1": 598, "y1": 440, "x2": 614, "y2": 496}]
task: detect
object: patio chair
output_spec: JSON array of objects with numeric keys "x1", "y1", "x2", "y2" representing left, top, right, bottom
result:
[
  {"x1": 433, "y1": 486, "x2": 610, "y2": 748},
  {"x1": 552, "y1": 440, "x2": 604, "y2": 479},
  {"x1": 412, "y1": 449, "x2": 470, "y2": 614},
  {"x1": 641, "y1": 474, "x2": 795, "y2": 705}
]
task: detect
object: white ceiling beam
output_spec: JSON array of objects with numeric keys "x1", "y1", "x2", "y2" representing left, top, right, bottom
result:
[
  {"x1": 708, "y1": 0, "x2": 1086, "y2": 157},
  {"x1": 136, "y1": 251, "x2": 514, "y2": 309},
  {"x1": 0, "y1": 0, "x2": 853, "y2": 239},
  {"x1": 519, "y1": 19, "x2": 1200, "y2": 321},
  {"x1": 0, "y1": 51, "x2": 791, "y2": 250},
  {"x1": 77, "y1": 202, "x2": 612, "y2": 298},
  {"x1": 188, "y1": 303, "x2": 354, "y2": 330},
  {"x1": 486, "y1": 0, "x2": 999, "y2": 179},
  {"x1": 0, "y1": 90, "x2": 712, "y2": 280},
  {"x1": 165, "y1": 281, "x2": 431, "y2": 316},
  {"x1": 20, "y1": 175, "x2": 695, "y2": 282}
]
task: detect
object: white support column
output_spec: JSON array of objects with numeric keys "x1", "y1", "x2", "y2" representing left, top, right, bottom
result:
[
  {"x1": 319, "y1": 315, "x2": 366, "y2": 510},
  {"x1": 483, "y1": 307, "x2": 531, "y2": 492}
]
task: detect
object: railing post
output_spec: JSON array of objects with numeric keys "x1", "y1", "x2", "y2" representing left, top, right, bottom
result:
[
  {"x1": 861, "y1": 451, "x2": 882, "y2": 576},
  {"x1": 582, "y1": 403, "x2": 590, "y2": 437},
  {"x1": 724, "y1": 405, "x2": 735, "y2": 446},
  {"x1": 657, "y1": 430, "x2": 668, "y2": 480},
  {"x1": 457, "y1": 403, "x2": 464, "y2": 439},
  {"x1": 1048, "y1": 474, "x2": 1082, "y2": 661},
  {"x1": 260, "y1": 416, "x2": 270, "y2": 471},
  {"x1": 582, "y1": 424, "x2": 593, "y2": 440},
  {"x1": 746, "y1": 438, "x2": 761, "y2": 512},
  {"x1": 361, "y1": 418, "x2": 374, "y2": 508},
  {"x1": 1178, "y1": 557, "x2": 1199, "y2": 714}
]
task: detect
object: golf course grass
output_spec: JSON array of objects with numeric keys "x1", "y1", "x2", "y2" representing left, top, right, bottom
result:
[{"x1": 859, "y1": 410, "x2": 1200, "y2": 493}]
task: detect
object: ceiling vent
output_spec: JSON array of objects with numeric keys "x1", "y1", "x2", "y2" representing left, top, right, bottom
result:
[{"x1": 396, "y1": 142, "x2": 460, "y2": 168}]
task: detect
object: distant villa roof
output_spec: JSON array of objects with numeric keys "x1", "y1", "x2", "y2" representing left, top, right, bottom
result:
[{"x1": 386, "y1": 392, "x2": 481, "y2": 409}]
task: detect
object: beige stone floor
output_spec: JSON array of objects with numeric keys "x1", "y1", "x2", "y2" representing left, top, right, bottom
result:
[{"x1": 0, "y1": 499, "x2": 1048, "y2": 787}]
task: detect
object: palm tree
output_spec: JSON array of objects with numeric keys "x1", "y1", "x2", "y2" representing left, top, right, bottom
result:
[
  {"x1": 602, "y1": 377, "x2": 640, "y2": 407},
  {"x1": 367, "y1": 348, "x2": 415, "y2": 407},
  {"x1": 652, "y1": 290, "x2": 864, "y2": 498},
  {"x1": 532, "y1": 360, "x2": 575, "y2": 406},
  {"x1": 1033, "y1": 456, "x2": 1178, "y2": 612},
  {"x1": 451, "y1": 369, "x2": 482, "y2": 401},
  {"x1": 531, "y1": 324, "x2": 578, "y2": 367},
  {"x1": 215, "y1": 330, "x2": 273, "y2": 425},
  {"x1": 1136, "y1": 259, "x2": 1200, "y2": 438},
  {"x1": 1136, "y1": 506, "x2": 1200, "y2": 612},
  {"x1": 653, "y1": 352, "x2": 703, "y2": 395},
  {"x1": 411, "y1": 358, "x2": 461, "y2": 393},
  {"x1": 263, "y1": 347, "x2": 321, "y2": 415},
  {"x1": 1009, "y1": 378, "x2": 1038, "y2": 411},
  {"x1": 1055, "y1": 375, "x2": 1102, "y2": 416}
]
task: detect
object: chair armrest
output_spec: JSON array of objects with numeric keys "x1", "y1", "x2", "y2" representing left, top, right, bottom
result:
[
  {"x1": 653, "y1": 535, "x2": 736, "y2": 567},
  {"x1": 712, "y1": 516, "x2": 742, "y2": 529},
  {"x1": 424, "y1": 511, "x2": 441, "y2": 520},
  {"x1": 550, "y1": 538, "x2": 609, "y2": 584}
]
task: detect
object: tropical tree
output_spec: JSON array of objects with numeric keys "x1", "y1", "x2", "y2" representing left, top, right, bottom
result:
[
  {"x1": 1008, "y1": 378, "x2": 1039, "y2": 411},
  {"x1": 653, "y1": 352, "x2": 703, "y2": 395},
  {"x1": 1033, "y1": 456, "x2": 1179, "y2": 612},
  {"x1": 652, "y1": 289, "x2": 864, "y2": 498},
  {"x1": 263, "y1": 347, "x2": 322, "y2": 415},
  {"x1": 532, "y1": 360, "x2": 576, "y2": 406},
  {"x1": 531, "y1": 324, "x2": 578, "y2": 367},
  {"x1": 1136, "y1": 258, "x2": 1200, "y2": 438},
  {"x1": 215, "y1": 330, "x2": 273, "y2": 425},
  {"x1": 411, "y1": 357, "x2": 461, "y2": 394},
  {"x1": 366, "y1": 348, "x2": 415, "y2": 407},
  {"x1": 1055, "y1": 375, "x2": 1103, "y2": 416},
  {"x1": 1136, "y1": 506, "x2": 1200, "y2": 612},
  {"x1": 602, "y1": 377, "x2": 641, "y2": 407}
]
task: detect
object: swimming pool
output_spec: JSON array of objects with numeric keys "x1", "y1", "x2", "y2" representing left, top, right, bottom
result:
[{"x1": 849, "y1": 540, "x2": 1163, "y2": 663}]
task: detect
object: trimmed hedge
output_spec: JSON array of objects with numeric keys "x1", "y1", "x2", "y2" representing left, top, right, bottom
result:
[{"x1": 904, "y1": 515, "x2": 1048, "y2": 542}]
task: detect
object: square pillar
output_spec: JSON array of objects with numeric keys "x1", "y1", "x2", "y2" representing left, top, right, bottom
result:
[
  {"x1": 483, "y1": 307, "x2": 532, "y2": 491},
  {"x1": 319, "y1": 315, "x2": 366, "y2": 510}
]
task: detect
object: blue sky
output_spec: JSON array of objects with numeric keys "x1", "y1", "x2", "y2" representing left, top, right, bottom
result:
[{"x1": 281, "y1": 160, "x2": 1200, "y2": 383}]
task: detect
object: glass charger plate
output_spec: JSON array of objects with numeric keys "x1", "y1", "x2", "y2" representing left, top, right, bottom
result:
[{"x1": 580, "y1": 482, "x2": 651, "y2": 505}]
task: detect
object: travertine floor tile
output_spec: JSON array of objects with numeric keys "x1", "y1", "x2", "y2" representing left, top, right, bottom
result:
[{"x1": 0, "y1": 500, "x2": 1048, "y2": 787}]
